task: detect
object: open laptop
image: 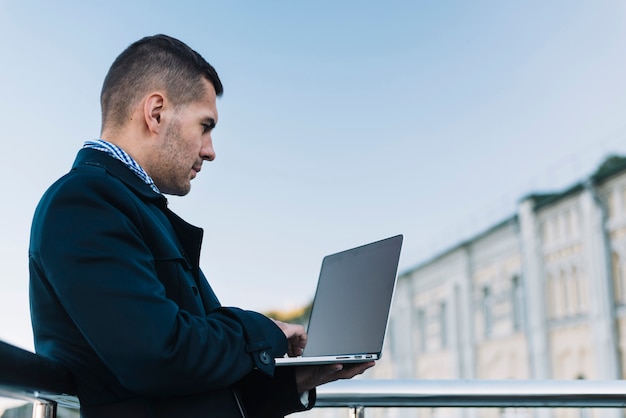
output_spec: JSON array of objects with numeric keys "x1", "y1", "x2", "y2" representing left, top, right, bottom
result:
[{"x1": 276, "y1": 234, "x2": 403, "y2": 366}]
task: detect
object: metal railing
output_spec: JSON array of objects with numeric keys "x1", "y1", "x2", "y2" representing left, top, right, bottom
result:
[
  {"x1": 315, "y1": 379, "x2": 626, "y2": 417},
  {"x1": 2, "y1": 339, "x2": 626, "y2": 417},
  {"x1": 4, "y1": 379, "x2": 626, "y2": 417},
  {"x1": 0, "y1": 340, "x2": 76, "y2": 418}
]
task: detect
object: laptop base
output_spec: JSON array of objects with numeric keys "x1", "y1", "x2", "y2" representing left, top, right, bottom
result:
[{"x1": 275, "y1": 353, "x2": 379, "y2": 366}]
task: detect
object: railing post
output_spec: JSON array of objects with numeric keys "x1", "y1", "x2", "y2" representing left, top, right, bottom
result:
[
  {"x1": 32, "y1": 400, "x2": 57, "y2": 418},
  {"x1": 349, "y1": 406, "x2": 365, "y2": 418}
]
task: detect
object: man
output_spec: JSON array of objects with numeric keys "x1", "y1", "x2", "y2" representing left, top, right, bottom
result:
[{"x1": 29, "y1": 34, "x2": 373, "y2": 418}]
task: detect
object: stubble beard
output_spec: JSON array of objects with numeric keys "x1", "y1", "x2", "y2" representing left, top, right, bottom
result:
[{"x1": 153, "y1": 119, "x2": 192, "y2": 196}]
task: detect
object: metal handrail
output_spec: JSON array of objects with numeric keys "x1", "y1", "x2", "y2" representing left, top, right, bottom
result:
[
  {"x1": 5, "y1": 375, "x2": 626, "y2": 417},
  {"x1": 30, "y1": 379, "x2": 626, "y2": 409},
  {"x1": 1, "y1": 321, "x2": 625, "y2": 415},
  {"x1": 0, "y1": 339, "x2": 77, "y2": 418},
  {"x1": 315, "y1": 379, "x2": 626, "y2": 408}
]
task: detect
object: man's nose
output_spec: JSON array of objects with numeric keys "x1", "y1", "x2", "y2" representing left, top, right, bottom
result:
[{"x1": 201, "y1": 137, "x2": 216, "y2": 161}]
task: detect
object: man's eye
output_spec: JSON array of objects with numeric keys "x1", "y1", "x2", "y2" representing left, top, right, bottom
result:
[{"x1": 202, "y1": 124, "x2": 213, "y2": 133}]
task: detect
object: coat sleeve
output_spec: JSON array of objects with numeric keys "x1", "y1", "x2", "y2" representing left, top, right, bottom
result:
[
  {"x1": 29, "y1": 168, "x2": 287, "y2": 396},
  {"x1": 236, "y1": 367, "x2": 316, "y2": 418}
]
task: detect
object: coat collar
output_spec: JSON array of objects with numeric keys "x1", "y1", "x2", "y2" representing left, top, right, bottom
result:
[
  {"x1": 72, "y1": 147, "x2": 205, "y2": 272},
  {"x1": 72, "y1": 148, "x2": 167, "y2": 207}
]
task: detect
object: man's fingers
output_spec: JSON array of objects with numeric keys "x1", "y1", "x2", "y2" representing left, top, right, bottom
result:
[
  {"x1": 271, "y1": 319, "x2": 308, "y2": 357},
  {"x1": 319, "y1": 361, "x2": 374, "y2": 380},
  {"x1": 287, "y1": 340, "x2": 305, "y2": 357},
  {"x1": 296, "y1": 361, "x2": 376, "y2": 392},
  {"x1": 335, "y1": 361, "x2": 375, "y2": 378},
  {"x1": 272, "y1": 319, "x2": 307, "y2": 342}
]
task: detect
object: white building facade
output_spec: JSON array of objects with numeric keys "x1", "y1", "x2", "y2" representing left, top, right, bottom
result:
[{"x1": 305, "y1": 157, "x2": 626, "y2": 418}]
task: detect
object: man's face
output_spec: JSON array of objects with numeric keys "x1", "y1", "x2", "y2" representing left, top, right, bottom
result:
[{"x1": 150, "y1": 78, "x2": 218, "y2": 196}]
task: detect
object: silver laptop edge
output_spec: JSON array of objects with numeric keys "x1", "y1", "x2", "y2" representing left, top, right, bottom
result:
[{"x1": 276, "y1": 235, "x2": 403, "y2": 366}]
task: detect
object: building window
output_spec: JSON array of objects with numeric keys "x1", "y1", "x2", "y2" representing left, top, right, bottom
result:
[
  {"x1": 483, "y1": 286, "x2": 492, "y2": 338},
  {"x1": 553, "y1": 216, "x2": 561, "y2": 242},
  {"x1": 546, "y1": 274, "x2": 553, "y2": 319},
  {"x1": 417, "y1": 309, "x2": 427, "y2": 352},
  {"x1": 560, "y1": 270, "x2": 569, "y2": 317},
  {"x1": 570, "y1": 208, "x2": 579, "y2": 237},
  {"x1": 570, "y1": 266, "x2": 584, "y2": 314},
  {"x1": 572, "y1": 266, "x2": 587, "y2": 314},
  {"x1": 542, "y1": 220, "x2": 551, "y2": 244},
  {"x1": 613, "y1": 252, "x2": 625, "y2": 305},
  {"x1": 563, "y1": 210, "x2": 571, "y2": 238},
  {"x1": 512, "y1": 275, "x2": 524, "y2": 331},
  {"x1": 439, "y1": 301, "x2": 447, "y2": 348},
  {"x1": 607, "y1": 191, "x2": 617, "y2": 219}
]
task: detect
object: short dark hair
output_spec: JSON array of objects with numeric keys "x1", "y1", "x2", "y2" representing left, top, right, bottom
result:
[{"x1": 100, "y1": 34, "x2": 223, "y2": 128}]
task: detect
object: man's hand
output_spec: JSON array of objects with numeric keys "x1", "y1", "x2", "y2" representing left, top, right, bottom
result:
[
  {"x1": 271, "y1": 319, "x2": 307, "y2": 357},
  {"x1": 295, "y1": 361, "x2": 375, "y2": 393}
]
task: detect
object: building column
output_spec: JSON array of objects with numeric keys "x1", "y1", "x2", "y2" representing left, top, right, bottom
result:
[
  {"x1": 457, "y1": 246, "x2": 477, "y2": 418},
  {"x1": 455, "y1": 245, "x2": 476, "y2": 380},
  {"x1": 518, "y1": 198, "x2": 552, "y2": 418},
  {"x1": 580, "y1": 183, "x2": 621, "y2": 379},
  {"x1": 518, "y1": 198, "x2": 551, "y2": 379}
]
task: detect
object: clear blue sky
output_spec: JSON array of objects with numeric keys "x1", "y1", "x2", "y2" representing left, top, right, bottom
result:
[{"x1": 1, "y1": 0, "x2": 626, "y2": 350}]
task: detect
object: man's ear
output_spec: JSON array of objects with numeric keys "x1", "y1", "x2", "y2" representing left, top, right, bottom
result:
[{"x1": 144, "y1": 93, "x2": 165, "y2": 135}]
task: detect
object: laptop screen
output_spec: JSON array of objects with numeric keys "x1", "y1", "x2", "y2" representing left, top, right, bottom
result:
[{"x1": 302, "y1": 235, "x2": 403, "y2": 357}]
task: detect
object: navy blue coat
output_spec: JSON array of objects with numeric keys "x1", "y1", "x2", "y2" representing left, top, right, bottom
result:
[{"x1": 29, "y1": 148, "x2": 312, "y2": 417}]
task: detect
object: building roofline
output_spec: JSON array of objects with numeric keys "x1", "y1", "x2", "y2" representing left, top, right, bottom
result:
[
  {"x1": 400, "y1": 154, "x2": 626, "y2": 278},
  {"x1": 400, "y1": 215, "x2": 518, "y2": 276}
]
